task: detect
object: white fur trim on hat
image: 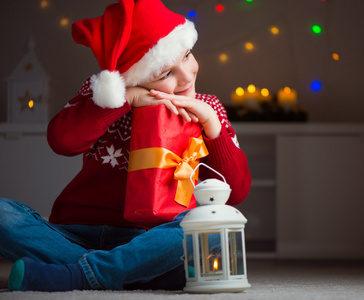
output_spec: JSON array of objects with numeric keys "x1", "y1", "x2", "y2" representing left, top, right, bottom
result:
[
  {"x1": 123, "y1": 20, "x2": 198, "y2": 87},
  {"x1": 90, "y1": 70, "x2": 126, "y2": 108}
]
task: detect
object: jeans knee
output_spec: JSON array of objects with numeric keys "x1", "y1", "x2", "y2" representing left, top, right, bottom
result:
[
  {"x1": 0, "y1": 198, "x2": 34, "y2": 233},
  {"x1": 0, "y1": 198, "x2": 15, "y2": 230}
]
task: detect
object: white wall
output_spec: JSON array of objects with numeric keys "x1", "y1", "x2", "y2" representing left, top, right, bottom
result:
[{"x1": 0, "y1": 133, "x2": 81, "y2": 217}]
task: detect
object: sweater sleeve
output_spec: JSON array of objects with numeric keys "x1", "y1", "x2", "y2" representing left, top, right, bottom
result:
[
  {"x1": 198, "y1": 94, "x2": 251, "y2": 206},
  {"x1": 47, "y1": 79, "x2": 131, "y2": 156}
]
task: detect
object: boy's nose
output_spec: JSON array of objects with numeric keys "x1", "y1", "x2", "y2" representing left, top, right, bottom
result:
[{"x1": 177, "y1": 66, "x2": 194, "y2": 85}]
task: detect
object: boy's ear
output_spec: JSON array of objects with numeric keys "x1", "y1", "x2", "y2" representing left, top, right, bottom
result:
[{"x1": 90, "y1": 70, "x2": 127, "y2": 108}]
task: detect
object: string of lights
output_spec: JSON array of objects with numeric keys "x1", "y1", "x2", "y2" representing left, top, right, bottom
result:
[
  {"x1": 184, "y1": 0, "x2": 338, "y2": 95},
  {"x1": 37, "y1": 0, "x2": 339, "y2": 97}
]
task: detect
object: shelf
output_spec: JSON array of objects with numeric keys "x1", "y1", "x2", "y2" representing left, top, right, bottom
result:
[{"x1": 231, "y1": 122, "x2": 364, "y2": 136}]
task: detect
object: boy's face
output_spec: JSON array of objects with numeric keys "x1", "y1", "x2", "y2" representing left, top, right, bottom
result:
[{"x1": 140, "y1": 50, "x2": 198, "y2": 98}]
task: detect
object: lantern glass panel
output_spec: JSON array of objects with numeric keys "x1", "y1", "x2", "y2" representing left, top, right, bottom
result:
[
  {"x1": 198, "y1": 232, "x2": 222, "y2": 277},
  {"x1": 229, "y1": 231, "x2": 244, "y2": 275},
  {"x1": 185, "y1": 234, "x2": 195, "y2": 278}
]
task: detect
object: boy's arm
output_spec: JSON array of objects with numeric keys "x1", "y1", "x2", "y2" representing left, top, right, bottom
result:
[
  {"x1": 47, "y1": 79, "x2": 131, "y2": 156},
  {"x1": 201, "y1": 126, "x2": 251, "y2": 206}
]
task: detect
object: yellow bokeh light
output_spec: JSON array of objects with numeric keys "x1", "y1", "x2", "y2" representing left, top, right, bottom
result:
[
  {"x1": 270, "y1": 26, "x2": 279, "y2": 35},
  {"x1": 28, "y1": 100, "x2": 34, "y2": 109},
  {"x1": 245, "y1": 42, "x2": 254, "y2": 51},
  {"x1": 247, "y1": 84, "x2": 256, "y2": 93},
  {"x1": 261, "y1": 88, "x2": 269, "y2": 97},
  {"x1": 283, "y1": 87, "x2": 292, "y2": 94},
  {"x1": 219, "y1": 53, "x2": 228, "y2": 62},
  {"x1": 332, "y1": 53, "x2": 340, "y2": 61},
  {"x1": 60, "y1": 17, "x2": 70, "y2": 27},
  {"x1": 40, "y1": 0, "x2": 48, "y2": 8},
  {"x1": 235, "y1": 87, "x2": 244, "y2": 96}
]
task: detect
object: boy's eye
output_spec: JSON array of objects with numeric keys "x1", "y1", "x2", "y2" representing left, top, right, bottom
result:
[
  {"x1": 160, "y1": 71, "x2": 172, "y2": 81},
  {"x1": 157, "y1": 50, "x2": 192, "y2": 81},
  {"x1": 184, "y1": 50, "x2": 192, "y2": 61}
]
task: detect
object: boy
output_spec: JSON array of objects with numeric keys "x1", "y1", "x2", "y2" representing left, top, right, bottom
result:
[{"x1": 3, "y1": 0, "x2": 251, "y2": 291}]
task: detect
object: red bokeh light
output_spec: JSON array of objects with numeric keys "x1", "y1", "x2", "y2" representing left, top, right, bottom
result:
[{"x1": 215, "y1": 4, "x2": 225, "y2": 12}]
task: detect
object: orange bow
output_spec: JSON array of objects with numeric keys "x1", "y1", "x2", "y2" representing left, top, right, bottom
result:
[{"x1": 128, "y1": 136, "x2": 209, "y2": 206}]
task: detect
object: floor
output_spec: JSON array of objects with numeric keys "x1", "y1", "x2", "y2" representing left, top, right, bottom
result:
[{"x1": 0, "y1": 259, "x2": 363, "y2": 299}]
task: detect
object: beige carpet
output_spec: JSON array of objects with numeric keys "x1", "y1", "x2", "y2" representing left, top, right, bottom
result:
[{"x1": 0, "y1": 260, "x2": 363, "y2": 300}]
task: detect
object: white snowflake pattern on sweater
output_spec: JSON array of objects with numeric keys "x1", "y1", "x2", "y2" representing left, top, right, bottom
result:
[{"x1": 101, "y1": 145, "x2": 123, "y2": 168}]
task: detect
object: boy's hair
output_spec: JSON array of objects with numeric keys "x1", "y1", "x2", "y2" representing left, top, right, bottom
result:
[{"x1": 72, "y1": 0, "x2": 198, "y2": 109}]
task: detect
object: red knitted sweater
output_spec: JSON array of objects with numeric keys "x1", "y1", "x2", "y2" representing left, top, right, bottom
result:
[{"x1": 48, "y1": 79, "x2": 251, "y2": 228}]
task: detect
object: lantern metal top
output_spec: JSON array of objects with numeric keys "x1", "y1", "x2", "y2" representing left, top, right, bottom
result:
[
  {"x1": 180, "y1": 204, "x2": 247, "y2": 229},
  {"x1": 190, "y1": 163, "x2": 232, "y2": 206}
]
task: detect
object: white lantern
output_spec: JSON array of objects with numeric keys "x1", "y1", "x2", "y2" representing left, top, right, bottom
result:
[
  {"x1": 181, "y1": 163, "x2": 250, "y2": 293},
  {"x1": 6, "y1": 36, "x2": 50, "y2": 123}
]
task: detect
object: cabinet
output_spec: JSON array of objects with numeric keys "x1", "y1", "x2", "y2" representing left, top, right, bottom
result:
[{"x1": 232, "y1": 123, "x2": 364, "y2": 259}]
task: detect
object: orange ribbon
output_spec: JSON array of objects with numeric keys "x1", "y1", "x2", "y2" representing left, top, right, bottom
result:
[{"x1": 128, "y1": 136, "x2": 209, "y2": 207}]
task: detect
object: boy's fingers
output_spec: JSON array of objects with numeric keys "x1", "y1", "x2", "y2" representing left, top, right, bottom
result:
[
  {"x1": 149, "y1": 89, "x2": 163, "y2": 98},
  {"x1": 150, "y1": 90, "x2": 188, "y2": 102},
  {"x1": 177, "y1": 108, "x2": 191, "y2": 122},
  {"x1": 149, "y1": 89, "x2": 199, "y2": 122},
  {"x1": 157, "y1": 100, "x2": 179, "y2": 115},
  {"x1": 188, "y1": 112, "x2": 199, "y2": 123}
]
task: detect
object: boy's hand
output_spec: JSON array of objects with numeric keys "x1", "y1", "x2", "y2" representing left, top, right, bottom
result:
[
  {"x1": 126, "y1": 87, "x2": 179, "y2": 115},
  {"x1": 150, "y1": 90, "x2": 222, "y2": 139}
]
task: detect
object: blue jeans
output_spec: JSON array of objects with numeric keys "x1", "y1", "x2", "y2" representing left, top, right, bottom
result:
[{"x1": 0, "y1": 198, "x2": 187, "y2": 290}]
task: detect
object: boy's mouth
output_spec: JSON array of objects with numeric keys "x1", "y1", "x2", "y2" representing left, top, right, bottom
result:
[{"x1": 175, "y1": 84, "x2": 193, "y2": 95}]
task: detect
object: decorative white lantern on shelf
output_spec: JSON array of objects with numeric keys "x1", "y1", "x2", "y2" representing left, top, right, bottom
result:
[
  {"x1": 6, "y1": 36, "x2": 50, "y2": 123},
  {"x1": 181, "y1": 163, "x2": 250, "y2": 293}
]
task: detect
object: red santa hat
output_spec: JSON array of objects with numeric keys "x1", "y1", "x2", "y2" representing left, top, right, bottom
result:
[{"x1": 72, "y1": 0, "x2": 198, "y2": 108}]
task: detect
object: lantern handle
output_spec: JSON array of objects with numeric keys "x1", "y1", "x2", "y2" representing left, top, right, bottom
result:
[{"x1": 190, "y1": 162, "x2": 227, "y2": 188}]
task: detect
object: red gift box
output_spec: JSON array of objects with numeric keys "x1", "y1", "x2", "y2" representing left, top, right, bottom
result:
[{"x1": 125, "y1": 105, "x2": 209, "y2": 227}]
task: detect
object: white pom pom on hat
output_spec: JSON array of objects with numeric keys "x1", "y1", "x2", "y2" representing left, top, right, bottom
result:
[
  {"x1": 90, "y1": 71, "x2": 126, "y2": 109},
  {"x1": 72, "y1": 0, "x2": 198, "y2": 109}
]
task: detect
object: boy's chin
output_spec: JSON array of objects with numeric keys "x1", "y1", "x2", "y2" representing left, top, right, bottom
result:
[{"x1": 186, "y1": 89, "x2": 196, "y2": 98}]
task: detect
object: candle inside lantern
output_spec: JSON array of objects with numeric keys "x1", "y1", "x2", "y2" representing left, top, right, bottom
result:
[
  {"x1": 213, "y1": 259, "x2": 218, "y2": 271},
  {"x1": 206, "y1": 253, "x2": 222, "y2": 276},
  {"x1": 277, "y1": 86, "x2": 297, "y2": 110}
]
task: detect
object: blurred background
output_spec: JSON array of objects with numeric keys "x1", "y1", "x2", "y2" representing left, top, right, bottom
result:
[{"x1": 1, "y1": 0, "x2": 364, "y2": 122}]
